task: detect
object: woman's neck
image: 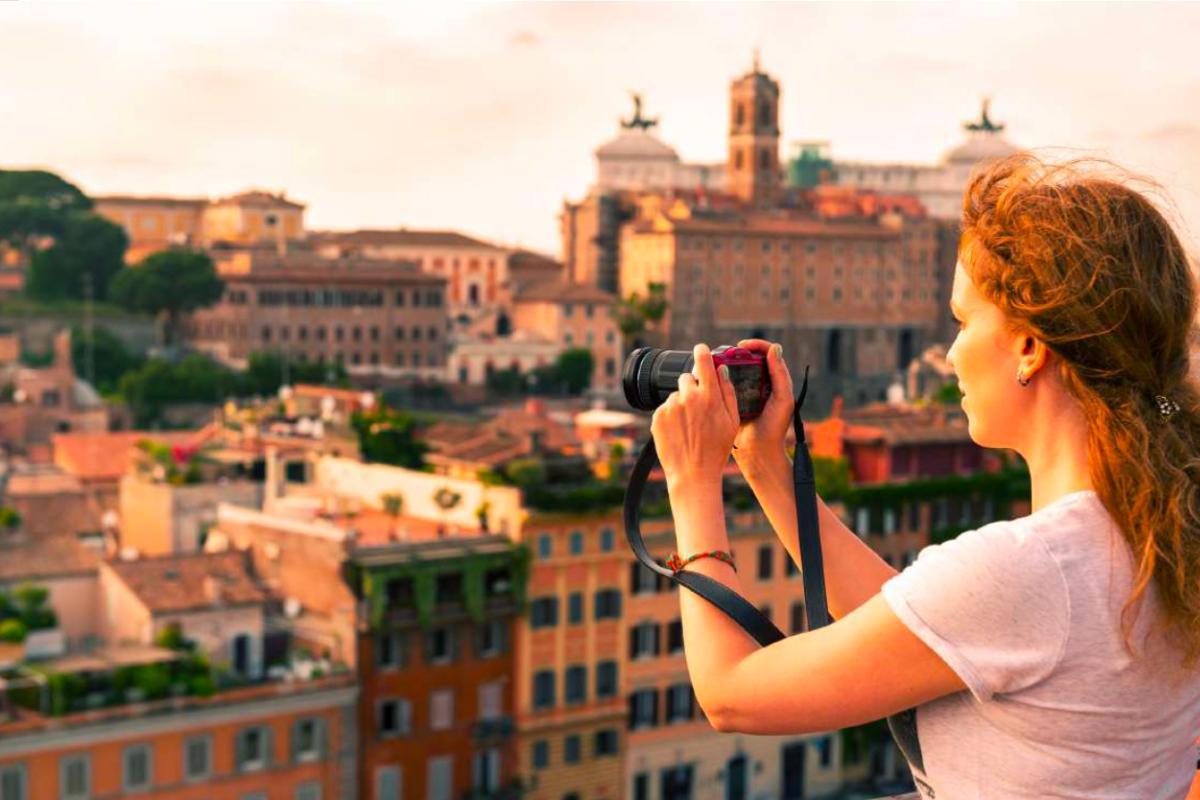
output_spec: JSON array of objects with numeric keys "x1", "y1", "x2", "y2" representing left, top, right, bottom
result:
[{"x1": 1018, "y1": 395, "x2": 1094, "y2": 514}]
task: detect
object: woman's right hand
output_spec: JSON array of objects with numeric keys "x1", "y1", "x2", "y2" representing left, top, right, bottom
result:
[{"x1": 733, "y1": 339, "x2": 795, "y2": 466}]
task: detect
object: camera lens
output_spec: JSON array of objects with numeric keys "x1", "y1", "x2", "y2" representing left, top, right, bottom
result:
[{"x1": 622, "y1": 347, "x2": 695, "y2": 411}]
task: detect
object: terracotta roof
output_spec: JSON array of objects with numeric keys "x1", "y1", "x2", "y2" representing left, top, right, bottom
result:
[
  {"x1": 637, "y1": 214, "x2": 901, "y2": 239},
  {"x1": 0, "y1": 533, "x2": 100, "y2": 582},
  {"x1": 216, "y1": 190, "x2": 305, "y2": 209},
  {"x1": 52, "y1": 431, "x2": 201, "y2": 482},
  {"x1": 107, "y1": 551, "x2": 269, "y2": 614},
  {"x1": 94, "y1": 195, "x2": 207, "y2": 208},
  {"x1": 513, "y1": 280, "x2": 616, "y2": 304},
  {"x1": 312, "y1": 229, "x2": 501, "y2": 250}
]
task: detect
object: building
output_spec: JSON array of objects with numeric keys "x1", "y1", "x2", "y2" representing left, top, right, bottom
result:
[
  {"x1": 510, "y1": 281, "x2": 624, "y2": 394},
  {"x1": 726, "y1": 54, "x2": 782, "y2": 208},
  {"x1": 618, "y1": 200, "x2": 941, "y2": 414},
  {"x1": 92, "y1": 195, "x2": 207, "y2": 262},
  {"x1": 0, "y1": 329, "x2": 108, "y2": 452},
  {"x1": 0, "y1": 672, "x2": 358, "y2": 800},
  {"x1": 829, "y1": 100, "x2": 1020, "y2": 222},
  {"x1": 187, "y1": 249, "x2": 450, "y2": 378},
  {"x1": 311, "y1": 230, "x2": 512, "y2": 325},
  {"x1": 94, "y1": 190, "x2": 306, "y2": 262},
  {"x1": 592, "y1": 94, "x2": 726, "y2": 195},
  {"x1": 447, "y1": 332, "x2": 561, "y2": 389}
]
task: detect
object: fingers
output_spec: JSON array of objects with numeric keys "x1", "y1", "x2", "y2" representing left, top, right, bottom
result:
[
  {"x1": 717, "y1": 363, "x2": 739, "y2": 425},
  {"x1": 677, "y1": 371, "x2": 697, "y2": 400},
  {"x1": 767, "y1": 342, "x2": 794, "y2": 396},
  {"x1": 692, "y1": 342, "x2": 716, "y2": 388},
  {"x1": 737, "y1": 339, "x2": 775, "y2": 354}
]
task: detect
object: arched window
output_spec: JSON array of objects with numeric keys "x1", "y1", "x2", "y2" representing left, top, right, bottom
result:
[
  {"x1": 759, "y1": 101, "x2": 771, "y2": 126},
  {"x1": 760, "y1": 149, "x2": 771, "y2": 170},
  {"x1": 735, "y1": 102, "x2": 745, "y2": 126}
]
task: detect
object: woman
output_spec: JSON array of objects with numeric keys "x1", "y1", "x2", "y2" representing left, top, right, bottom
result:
[{"x1": 650, "y1": 153, "x2": 1200, "y2": 799}]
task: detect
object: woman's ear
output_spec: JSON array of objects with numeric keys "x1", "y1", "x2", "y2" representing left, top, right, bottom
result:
[{"x1": 1018, "y1": 334, "x2": 1050, "y2": 378}]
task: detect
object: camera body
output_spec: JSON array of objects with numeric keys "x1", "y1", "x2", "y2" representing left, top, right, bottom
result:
[{"x1": 622, "y1": 345, "x2": 772, "y2": 420}]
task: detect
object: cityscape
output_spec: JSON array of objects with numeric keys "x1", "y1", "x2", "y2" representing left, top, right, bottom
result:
[{"x1": 0, "y1": 3, "x2": 1193, "y2": 800}]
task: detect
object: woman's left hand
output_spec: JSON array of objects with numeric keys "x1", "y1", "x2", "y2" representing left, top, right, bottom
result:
[{"x1": 650, "y1": 343, "x2": 741, "y2": 490}]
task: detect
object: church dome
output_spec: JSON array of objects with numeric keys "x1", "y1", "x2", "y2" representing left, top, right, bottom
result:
[
  {"x1": 595, "y1": 128, "x2": 679, "y2": 160},
  {"x1": 943, "y1": 132, "x2": 1020, "y2": 165}
]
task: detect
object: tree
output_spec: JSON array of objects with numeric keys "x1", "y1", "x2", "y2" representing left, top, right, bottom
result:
[
  {"x1": 351, "y1": 406, "x2": 427, "y2": 469},
  {"x1": 242, "y1": 352, "x2": 346, "y2": 397},
  {"x1": 0, "y1": 170, "x2": 90, "y2": 257},
  {"x1": 617, "y1": 281, "x2": 669, "y2": 339},
  {"x1": 72, "y1": 325, "x2": 144, "y2": 394},
  {"x1": 554, "y1": 348, "x2": 594, "y2": 395},
  {"x1": 109, "y1": 248, "x2": 224, "y2": 347},
  {"x1": 934, "y1": 380, "x2": 962, "y2": 404},
  {"x1": 380, "y1": 493, "x2": 405, "y2": 539},
  {"x1": 24, "y1": 212, "x2": 128, "y2": 302}
]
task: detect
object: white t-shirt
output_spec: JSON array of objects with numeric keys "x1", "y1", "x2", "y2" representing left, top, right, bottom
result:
[{"x1": 881, "y1": 489, "x2": 1200, "y2": 799}]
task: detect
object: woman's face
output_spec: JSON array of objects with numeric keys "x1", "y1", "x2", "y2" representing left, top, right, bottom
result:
[{"x1": 944, "y1": 261, "x2": 1030, "y2": 450}]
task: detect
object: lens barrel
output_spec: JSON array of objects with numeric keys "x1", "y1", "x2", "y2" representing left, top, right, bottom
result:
[{"x1": 622, "y1": 348, "x2": 695, "y2": 411}]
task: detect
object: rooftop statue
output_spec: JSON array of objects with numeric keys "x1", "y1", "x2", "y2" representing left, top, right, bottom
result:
[
  {"x1": 621, "y1": 92, "x2": 659, "y2": 131},
  {"x1": 965, "y1": 98, "x2": 1005, "y2": 133}
]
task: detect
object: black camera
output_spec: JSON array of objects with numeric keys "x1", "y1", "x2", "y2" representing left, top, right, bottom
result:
[{"x1": 622, "y1": 345, "x2": 772, "y2": 420}]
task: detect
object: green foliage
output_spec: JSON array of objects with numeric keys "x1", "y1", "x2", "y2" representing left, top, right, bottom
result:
[
  {"x1": 25, "y1": 212, "x2": 128, "y2": 302},
  {"x1": 12, "y1": 583, "x2": 55, "y2": 630},
  {"x1": 554, "y1": 348, "x2": 594, "y2": 395},
  {"x1": 0, "y1": 619, "x2": 27, "y2": 643},
  {"x1": 131, "y1": 663, "x2": 172, "y2": 700},
  {"x1": 523, "y1": 481, "x2": 627, "y2": 514},
  {"x1": 0, "y1": 170, "x2": 91, "y2": 259},
  {"x1": 433, "y1": 486, "x2": 462, "y2": 510},
  {"x1": 934, "y1": 380, "x2": 963, "y2": 404},
  {"x1": 154, "y1": 625, "x2": 189, "y2": 651},
  {"x1": 71, "y1": 325, "x2": 145, "y2": 394},
  {"x1": 811, "y1": 456, "x2": 852, "y2": 500},
  {"x1": 118, "y1": 355, "x2": 240, "y2": 427},
  {"x1": 47, "y1": 671, "x2": 85, "y2": 716},
  {"x1": 0, "y1": 506, "x2": 22, "y2": 529},
  {"x1": 617, "y1": 281, "x2": 669, "y2": 338},
  {"x1": 380, "y1": 493, "x2": 404, "y2": 518},
  {"x1": 351, "y1": 406, "x2": 428, "y2": 469},
  {"x1": 485, "y1": 367, "x2": 526, "y2": 396},
  {"x1": 243, "y1": 352, "x2": 346, "y2": 397},
  {"x1": 504, "y1": 457, "x2": 546, "y2": 488},
  {"x1": 109, "y1": 248, "x2": 223, "y2": 346}
]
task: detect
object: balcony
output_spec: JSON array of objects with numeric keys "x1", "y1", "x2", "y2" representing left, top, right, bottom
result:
[{"x1": 470, "y1": 715, "x2": 515, "y2": 742}]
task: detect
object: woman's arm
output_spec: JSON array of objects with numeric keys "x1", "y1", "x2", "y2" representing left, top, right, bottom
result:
[
  {"x1": 737, "y1": 447, "x2": 899, "y2": 620},
  {"x1": 669, "y1": 477, "x2": 966, "y2": 734}
]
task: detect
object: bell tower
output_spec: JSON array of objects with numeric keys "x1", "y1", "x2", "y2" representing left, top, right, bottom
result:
[{"x1": 726, "y1": 51, "x2": 781, "y2": 208}]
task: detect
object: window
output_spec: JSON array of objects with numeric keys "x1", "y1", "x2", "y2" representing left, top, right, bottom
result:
[
  {"x1": 478, "y1": 680, "x2": 503, "y2": 721},
  {"x1": 569, "y1": 530, "x2": 583, "y2": 555},
  {"x1": 378, "y1": 698, "x2": 413, "y2": 737},
  {"x1": 236, "y1": 726, "x2": 270, "y2": 772},
  {"x1": 563, "y1": 303, "x2": 574, "y2": 318},
  {"x1": 630, "y1": 562, "x2": 658, "y2": 594},
  {"x1": 628, "y1": 688, "x2": 658, "y2": 729},
  {"x1": 594, "y1": 728, "x2": 619, "y2": 757},
  {"x1": 395, "y1": 326, "x2": 406, "y2": 340},
  {"x1": 599, "y1": 527, "x2": 614, "y2": 551},
  {"x1": 296, "y1": 782, "x2": 321, "y2": 800},
  {"x1": 532, "y1": 740, "x2": 550, "y2": 770},
  {"x1": 665, "y1": 683, "x2": 695, "y2": 723},
  {"x1": 785, "y1": 554, "x2": 800, "y2": 578},
  {"x1": 0, "y1": 764, "x2": 25, "y2": 800},
  {"x1": 184, "y1": 735, "x2": 210, "y2": 781},
  {"x1": 427, "y1": 755, "x2": 453, "y2": 800},
  {"x1": 757, "y1": 545, "x2": 774, "y2": 580},
  {"x1": 430, "y1": 688, "x2": 454, "y2": 730},
  {"x1": 563, "y1": 734, "x2": 581, "y2": 764},
  {"x1": 661, "y1": 764, "x2": 694, "y2": 800},
  {"x1": 60, "y1": 755, "x2": 89, "y2": 800},
  {"x1": 293, "y1": 718, "x2": 321, "y2": 762},
  {"x1": 530, "y1": 597, "x2": 559, "y2": 629},
  {"x1": 595, "y1": 661, "x2": 618, "y2": 699},
  {"x1": 376, "y1": 766, "x2": 402, "y2": 800},
  {"x1": 424, "y1": 625, "x2": 456, "y2": 664},
  {"x1": 122, "y1": 744, "x2": 152, "y2": 792},
  {"x1": 476, "y1": 619, "x2": 504, "y2": 658},
  {"x1": 377, "y1": 631, "x2": 406, "y2": 669},
  {"x1": 472, "y1": 749, "x2": 500, "y2": 794},
  {"x1": 533, "y1": 670, "x2": 555, "y2": 710},
  {"x1": 537, "y1": 534, "x2": 552, "y2": 559},
  {"x1": 791, "y1": 601, "x2": 807, "y2": 635},
  {"x1": 634, "y1": 772, "x2": 650, "y2": 800},
  {"x1": 565, "y1": 665, "x2": 587, "y2": 705},
  {"x1": 567, "y1": 592, "x2": 584, "y2": 625},
  {"x1": 666, "y1": 619, "x2": 683, "y2": 654},
  {"x1": 594, "y1": 589, "x2": 621, "y2": 620},
  {"x1": 629, "y1": 622, "x2": 660, "y2": 659}
]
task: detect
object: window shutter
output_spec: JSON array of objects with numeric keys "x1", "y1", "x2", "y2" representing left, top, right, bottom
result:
[
  {"x1": 627, "y1": 694, "x2": 637, "y2": 730},
  {"x1": 628, "y1": 627, "x2": 638, "y2": 659},
  {"x1": 235, "y1": 730, "x2": 246, "y2": 771},
  {"x1": 652, "y1": 625, "x2": 661, "y2": 655},
  {"x1": 650, "y1": 690, "x2": 659, "y2": 726},
  {"x1": 450, "y1": 626, "x2": 461, "y2": 662},
  {"x1": 316, "y1": 717, "x2": 329, "y2": 758},
  {"x1": 263, "y1": 726, "x2": 275, "y2": 767},
  {"x1": 290, "y1": 720, "x2": 300, "y2": 763}
]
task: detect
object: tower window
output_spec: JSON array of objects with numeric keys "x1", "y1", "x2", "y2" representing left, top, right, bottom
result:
[
  {"x1": 760, "y1": 149, "x2": 771, "y2": 169},
  {"x1": 735, "y1": 102, "x2": 745, "y2": 126},
  {"x1": 759, "y1": 101, "x2": 771, "y2": 126},
  {"x1": 734, "y1": 150, "x2": 743, "y2": 170}
]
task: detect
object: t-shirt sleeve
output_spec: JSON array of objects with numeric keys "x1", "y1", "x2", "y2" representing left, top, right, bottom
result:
[{"x1": 880, "y1": 520, "x2": 1071, "y2": 702}]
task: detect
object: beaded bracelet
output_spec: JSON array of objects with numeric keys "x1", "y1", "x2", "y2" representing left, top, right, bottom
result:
[{"x1": 664, "y1": 549, "x2": 737, "y2": 573}]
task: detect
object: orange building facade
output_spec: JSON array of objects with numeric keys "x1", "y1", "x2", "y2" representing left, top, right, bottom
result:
[{"x1": 0, "y1": 677, "x2": 357, "y2": 799}]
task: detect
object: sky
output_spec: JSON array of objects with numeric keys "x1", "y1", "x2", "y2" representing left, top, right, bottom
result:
[{"x1": 4, "y1": 1, "x2": 1200, "y2": 254}]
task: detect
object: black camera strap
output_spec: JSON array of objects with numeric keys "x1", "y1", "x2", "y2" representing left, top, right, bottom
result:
[{"x1": 623, "y1": 366, "x2": 831, "y2": 646}]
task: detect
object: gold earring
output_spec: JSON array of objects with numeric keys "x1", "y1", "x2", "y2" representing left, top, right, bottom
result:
[{"x1": 1016, "y1": 371, "x2": 1031, "y2": 387}]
